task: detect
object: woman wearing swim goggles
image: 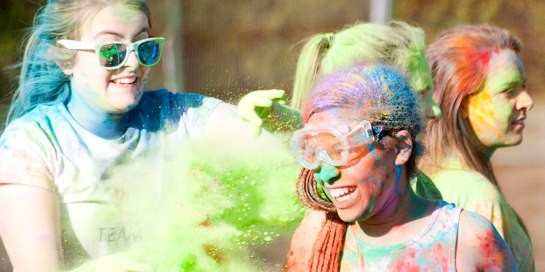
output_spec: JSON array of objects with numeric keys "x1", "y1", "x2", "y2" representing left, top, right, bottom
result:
[{"x1": 57, "y1": 37, "x2": 165, "y2": 70}]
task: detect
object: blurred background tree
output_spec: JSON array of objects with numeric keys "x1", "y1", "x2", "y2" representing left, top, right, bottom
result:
[
  {"x1": 396, "y1": 0, "x2": 545, "y2": 102},
  {"x1": 0, "y1": 0, "x2": 40, "y2": 127},
  {"x1": 2, "y1": 0, "x2": 542, "y2": 117}
]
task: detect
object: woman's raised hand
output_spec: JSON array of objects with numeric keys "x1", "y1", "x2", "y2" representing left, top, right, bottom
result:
[{"x1": 238, "y1": 89, "x2": 287, "y2": 136}]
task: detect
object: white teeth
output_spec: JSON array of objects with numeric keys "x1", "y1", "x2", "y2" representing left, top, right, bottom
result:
[
  {"x1": 330, "y1": 187, "x2": 350, "y2": 197},
  {"x1": 331, "y1": 187, "x2": 355, "y2": 202},
  {"x1": 336, "y1": 193, "x2": 353, "y2": 202},
  {"x1": 114, "y1": 78, "x2": 137, "y2": 84}
]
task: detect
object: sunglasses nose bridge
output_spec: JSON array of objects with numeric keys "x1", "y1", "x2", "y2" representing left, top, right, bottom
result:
[
  {"x1": 120, "y1": 43, "x2": 141, "y2": 68},
  {"x1": 126, "y1": 43, "x2": 138, "y2": 55}
]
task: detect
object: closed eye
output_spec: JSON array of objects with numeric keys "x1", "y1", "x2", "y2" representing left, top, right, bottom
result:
[{"x1": 501, "y1": 85, "x2": 520, "y2": 97}]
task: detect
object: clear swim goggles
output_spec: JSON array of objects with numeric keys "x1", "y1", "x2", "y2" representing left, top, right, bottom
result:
[{"x1": 291, "y1": 120, "x2": 377, "y2": 170}]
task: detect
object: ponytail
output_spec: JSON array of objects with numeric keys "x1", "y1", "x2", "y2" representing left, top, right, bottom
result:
[
  {"x1": 7, "y1": 30, "x2": 71, "y2": 124},
  {"x1": 291, "y1": 33, "x2": 334, "y2": 110}
]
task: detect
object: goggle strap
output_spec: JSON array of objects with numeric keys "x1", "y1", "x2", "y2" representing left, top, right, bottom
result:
[{"x1": 372, "y1": 125, "x2": 389, "y2": 141}]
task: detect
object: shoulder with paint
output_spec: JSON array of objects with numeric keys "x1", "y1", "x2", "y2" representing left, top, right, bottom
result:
[{"x1": 455, "y1": 210, "x2": 516, "y2": 271}]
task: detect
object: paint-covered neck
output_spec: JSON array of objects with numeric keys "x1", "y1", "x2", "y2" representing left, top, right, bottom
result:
[
  {"x1": 356, "y1": 169, "x2": 411, "y2": 231},
  {"x1": 66, "y1": 91, "x2": 131, "y2": 140},
  {"x1": 353, "y1": 186, "x2": 435, "y2": 245}
]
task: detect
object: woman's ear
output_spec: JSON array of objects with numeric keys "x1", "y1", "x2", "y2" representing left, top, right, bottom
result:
[
  {"x1": 50, "y1": 44, "x2": 74, "y2": 76},
  {"x1": 394, "y1": 130, "x2": 412, "y2": 166},
  {"x1": 56, "y1": 60, "x2": 73, "y2": 76}
]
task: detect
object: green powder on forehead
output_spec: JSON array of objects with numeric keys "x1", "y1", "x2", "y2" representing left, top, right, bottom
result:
[
  {"x1": 112, "y1": 2, "x2": 146, "y2": 24},
  {"x1": 107, "y1": 135, "x2": 304, "y2": 271}
]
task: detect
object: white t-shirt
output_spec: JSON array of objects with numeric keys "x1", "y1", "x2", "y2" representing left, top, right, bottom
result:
[{"x1": 0, "y1": 89, "x2": 221, "y2": 260}]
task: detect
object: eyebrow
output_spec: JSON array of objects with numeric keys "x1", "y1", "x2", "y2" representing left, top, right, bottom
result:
[
  {"x1": 504, "y1": 71, "x2": 527, "y2": 86},
  {"x1": 93, "y1": 26, "x2": 150, "y2": 40},
  {"x1": 494, "y1": 78, "x2": 526, "y2": 93}
]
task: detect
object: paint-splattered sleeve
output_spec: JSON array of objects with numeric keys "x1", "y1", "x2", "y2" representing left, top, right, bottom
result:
[
  {"x1": 0, "y1": 120, "x2": 55, "y2": 191},
  {"x1": 432, "y1": 169, "x2": 506, "y2": 237},
  {"x1": 466, "y1": 190, "x2": 506, "y2": 238},
  {"x1": 168, "y1": 91, "x2": 222, "y2": 137},
  {"x1": 433, "y1": 167, "x2": 535, "y2": 272}
]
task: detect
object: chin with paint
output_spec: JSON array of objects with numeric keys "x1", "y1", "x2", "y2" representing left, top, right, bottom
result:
[{"x1": 284, "y1": 64, "x2": 516, "y2": 271}]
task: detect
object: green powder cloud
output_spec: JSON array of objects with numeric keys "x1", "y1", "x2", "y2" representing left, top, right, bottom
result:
[{"x1": 107, "y1": 135, "x2": 305, "y2": 271}]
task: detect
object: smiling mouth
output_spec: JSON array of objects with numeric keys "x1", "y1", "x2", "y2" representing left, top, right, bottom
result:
[
  {"x1": 112, "y1": 78, "x2": 138, "y2": 85},
  {"x1": 329, "y1": 187, "x2": 357, "y2": 202}
]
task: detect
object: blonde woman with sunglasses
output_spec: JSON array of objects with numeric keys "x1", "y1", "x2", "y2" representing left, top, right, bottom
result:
[{"x1": 0, "y1": 0, "x2": 275, "y2": 271}]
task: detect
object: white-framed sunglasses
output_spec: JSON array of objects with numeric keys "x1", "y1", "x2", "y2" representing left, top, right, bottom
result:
[
  {"x1": 57, "y1": 37, "x2": 165, "y2": 70},
  {"x1": 291, "y1": 120, "x2": 377, "y2": 170}
]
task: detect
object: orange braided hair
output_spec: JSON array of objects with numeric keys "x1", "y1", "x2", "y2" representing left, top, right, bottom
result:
[{"x1": 296, "y1": 168, "x2": 347, "y2": 271}]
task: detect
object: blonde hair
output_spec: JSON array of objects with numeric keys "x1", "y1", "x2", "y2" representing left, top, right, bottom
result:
[
  {"x1": 6, "y1": 0, "x2": 151, "y2": 125},
  {"x1": 291, "y1": 21, "x2": 427, "y2": 110},
  {"x1": 423, "y1": 24, "x2": 521, "y2": 187}
]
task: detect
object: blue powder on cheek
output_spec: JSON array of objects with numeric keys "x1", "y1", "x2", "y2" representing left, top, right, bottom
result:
[
  {"x1": 394, "y1": 166, "x2": 401, "y2": 195},
  {"x1": 368, "y1": 143, "x2": 381, "y2": 163}
]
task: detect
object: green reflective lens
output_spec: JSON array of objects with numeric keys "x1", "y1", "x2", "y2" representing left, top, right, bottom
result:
[{"x1": 99, "y1": 43, "x2": 126, "y2": 68}]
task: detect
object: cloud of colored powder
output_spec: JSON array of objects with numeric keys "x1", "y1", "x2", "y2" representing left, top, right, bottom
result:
[{"x1": 106, "y1": 135, "x2": 305, "y2": 271}]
